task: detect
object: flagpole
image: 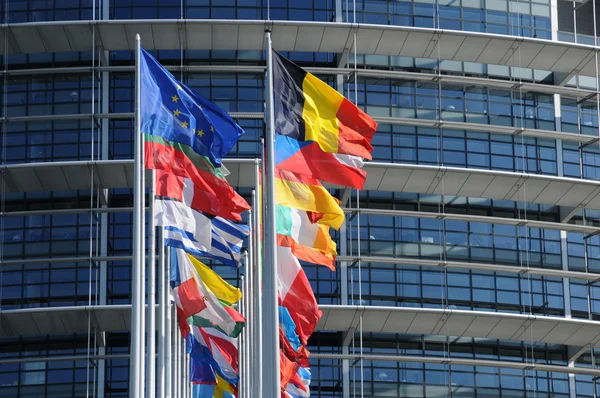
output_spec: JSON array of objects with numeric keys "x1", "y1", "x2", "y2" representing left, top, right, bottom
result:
[
  {"x1": 239, "y1": 274, "x2": 246, "y2": 398},
  {"x1": 263, "y1": 29, "x2": 281, "y2": 396},
  {"x1": 139, "y1": 93, "x2": 147, "y2": 396},
  {"x1": 245, "y1": 265, "x2": 252, "y2": 398},
  {"x1": 157, "y1": 226, "x2": 166, "y2": 398},
  {"x1": 247, "y1": 205, "x2": 255, "y2": 397},
  {"x1": 147, "y1": 170, "x2": 156, "y2": 398},
  {"x1": 168, "y1": 300, "x2": 174, "y2": 398},
  {"x1": 129, "y1": 33, "x2": 143, "y2": 398},
  {"x1": 172, "y1": 307, "x2": 179, "y2": 398},
  {"x1": 254, "y1": 156, "x2": 263, "y2": 398},
  {"x1": 177, "y1": 336, "x2": 185, "y2": 398},
  {"x1": 138, "y1": 37, "x2": 147, "y2": 394},
  {"x1": 165, "y1": 248, "x2": 172, "y2": 398}
]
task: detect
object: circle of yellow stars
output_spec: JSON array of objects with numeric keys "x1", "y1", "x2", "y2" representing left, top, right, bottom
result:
[{"x1": 170, "y1": 85, "x2": 212, "y2": 139}]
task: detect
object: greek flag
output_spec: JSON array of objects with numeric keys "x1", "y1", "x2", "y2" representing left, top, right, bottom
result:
[{"x1": 164, "y1": 216, "x2": 249, "y2": 268}]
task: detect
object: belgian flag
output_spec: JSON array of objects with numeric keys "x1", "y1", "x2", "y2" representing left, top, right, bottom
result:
[{"x1": 272, "y1": 51, "x2": 378, "y2": 160}]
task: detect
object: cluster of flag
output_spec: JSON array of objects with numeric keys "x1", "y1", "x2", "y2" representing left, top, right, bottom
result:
[
  {"x1": 141, "y1": 47, "x2": 250, "y2": 397},
  {"x1": 271, "y1": 50, "x2": 377, "y2": 397},
  {"x1": 138, "y1": 43, "x2": 377, "y2": 397}
]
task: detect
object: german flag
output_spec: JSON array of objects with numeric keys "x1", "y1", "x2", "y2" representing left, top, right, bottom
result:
[{"x1": 272, "y1": 50, "x2": 378, "y2": 160}]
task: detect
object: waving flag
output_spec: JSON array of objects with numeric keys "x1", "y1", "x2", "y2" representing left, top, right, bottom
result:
[
  {"x1": 192, "y1": 375, "x2": 236, "y2": 398},
  {"x1": 280, "y1": 306, "x2": 310, "y2": 367},
  {"x1": 277, "y1": 246, "x2": 322, "y2": 345},
  {"x1": 189, "y1": 256, "x2": 242, "y2": 306},
  {"x1": 272, "y1": 50, "x2": 377, "y2": 159},
  {"x1": 280, "y1": 350, "x2": 301, "y2": 392},
  {"x1": 275, "y1": 135, "x2": 366, "y2": 189},
  {"x1": 188, "y1": 307, "x2": 245, "y2": 340},
  {"x1": 171, "y1": 249, "x2": 244, "y2": 337},
  {"x1": 287, "y1": 368, "x2": 311, "y2": 398},
  {"x1": 154, "y1": 197, "x2": 211, "y2": 251},
  {"x1": 277, "y1": 205, "x2": 336, "y2": 270},
  {"x1": 275, "y1": 168, "x2": 344, "y2": 230},
  {"x1": 190, "y1": 326, "x2": 239, "y2": 385},
  {"x1": 165, "y1": 214, "x2": 248, "y2": 268},
  {"x1": 150, "y1": 148, "x2": 250, "y2": 221},
  {"x1": 140, "y1": 47, "x2": 244, "y2": 168},
  {"x1": 190, "y1": 355, "x2": 217, "y2": 384}
]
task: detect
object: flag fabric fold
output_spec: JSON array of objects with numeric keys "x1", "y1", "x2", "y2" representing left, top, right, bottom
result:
[
  {"x1": 190, "y1": 326, "x2": 239, "y2": 384},
  {"x1": 154, "y1": 197, "x2": 212, "y2": 252},
  {"x1": 189, "y1": 256, "x2": 242, "y2": 306},
  {"x1": 140, "y1": 47, "x2": 244, "y2": 168},
  {"x1": 171, "y1": 249, "x2": 244, "y2": 337},
  {"x1": 275, "y1": 135, "x2": 367, "y2": 189},
  {"x1": 286, "y1": 367, "x2": 311, "y2": 398},
  {"x1": 165, "y1": 215, "x2": 248, "y2": 268},
  {"x1": 277, "y1": 246, "x2": 323, "y2": 345},
  {"x1": 190, "y1": 355, "x2": 217, "y2": 384},
  {"x1": 149, "y1": 147, "x2": 250, "y2": 221},
  {"x1": 275, "y1": 168, "x2": 344, "y2": 230},
  {"x1": 276, "y1": 204, "x2": 336, "y2": 270},
  {"x1": 272, "y1": 50, "x2": 377, "y2": 159},
  {"x1": 279, "y1": 306, "x2": 310, "y2": 367}
]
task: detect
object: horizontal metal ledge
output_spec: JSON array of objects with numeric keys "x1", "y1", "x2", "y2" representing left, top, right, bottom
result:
[
  {"x1": 1, "y1": 20, "x2": 600, "y2": 78},
  {"x1": 0, "y1": 111, "x2": 257, "y2": 123},
  {"x1": 309, "y1": 353, "x2": 600, "y2": 377},
  {"x1": 363, "y1": 163, "x2": 600, "y2": 210},
  {"x1": 0, "y1": 112, "x2": 594, "y2": 145},
  {"x1": 6, "y1": 160, "x2": 600, "y2": 212},
  {"x1": 0, "y1": 354, "x2": 130, "y2": 365},
  {"x1": 3, "y1": 253, "x2": 600, "y2": 282},
  {"x1": 0, "y1": 206, "x2": 137, "y2": 217},
  {"x1": 4, "y1": 205, "x2": 596, "y2": 235},
  {"x1": 343, "y1": 208, "x2": 600, "y2": 235},
  {"x1": 5, "y1": 304, "x2": 600, "y2": 359},
  {"x1": 317, "y1": 304, "x2": 600, "y2": 352},
  {"x1": 0, "y1": 255, "x2": 133, "y2": 266},
  {"x1": 1, "y1": 65, "x2": 594, "y2": 102},
  {"x1": 335, "y1": 255, "x2": 600, "y2": 282},
  {"x1": 0, "y1": 304, "x2": 155, "y2": 336}
]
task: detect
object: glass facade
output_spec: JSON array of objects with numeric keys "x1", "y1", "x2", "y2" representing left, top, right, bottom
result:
[{"x1": 2, "y1": 1, "x2": 600, "y2": 397}]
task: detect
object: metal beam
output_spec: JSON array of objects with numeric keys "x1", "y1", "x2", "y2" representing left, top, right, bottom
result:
[
  {"x1": 310, "y1": 353, "x2": 600, "y2": 377},
  {"x1": 344, "y1": 207, "x2": 600, "y2": 235},
  {"x1": 0, "y1": 354, "x2": 130, "y2": 365},
  {"x1": 335, "y1": 255, "x2": 600, "y2": 282},
  {"x1": 2, "y1": 64, "x2": 599, "y2": 101},
  {"x1": 568, "y1": 345, "x2": 590, "y2": 362}
]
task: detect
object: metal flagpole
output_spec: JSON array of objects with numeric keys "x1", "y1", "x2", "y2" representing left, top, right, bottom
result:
[
  {"x1": 139, "y1": 47, "x2": 147, "y2": 393},
  {"x1": 246, "y1": 208, "x2": 255, "y2": 397},
  {"x1": 140, "y1": 185, "x2": 146, "y2": 394},
  {"x1": 253, "y1": 160, "x2": 263, "y2": 398},
  {"x1": 165, "y1": 250, "x2": 172, "y2": 398},
  {"x1": 129, "y1": 33, "x2": 143, "y2": 398},
  {"x1": 157, "y1": 226, "x2": 166, "y2": 398},
  {"x1": 186, "y1": 340, "x2": 190, "y2": 396},
  {"x1": 179, "y1": 339, "x2": 184, "y2": 398},
  {"x1": 239, "y1": 274, "x2": 246, "y2": 398},
  {"x1": 262, "y1": 29, "x2": 281, "y2": 396},
  {"x1": 245, "y1": 265, "x2": 252, "y2": 398},
  {"x1": 147, "y1": 169, "x2": 156, "y2": 398},
  {"x1": 172, "y1": 306, "x2": 179, "y2": 398}
]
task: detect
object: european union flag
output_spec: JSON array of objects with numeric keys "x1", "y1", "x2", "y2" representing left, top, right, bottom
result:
[{"x1": 140, "y1": 47, "x2": 244, "y2": 168}]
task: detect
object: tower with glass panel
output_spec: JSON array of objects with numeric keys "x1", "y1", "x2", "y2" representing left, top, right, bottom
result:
[{"x1": 3, "y1": 0, "x2": 600, "y2": 397}]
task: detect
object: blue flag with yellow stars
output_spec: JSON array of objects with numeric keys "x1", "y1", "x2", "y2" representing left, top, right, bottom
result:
[{"x1": 140, "y1": 47, "x2": 245, "y2": 168}]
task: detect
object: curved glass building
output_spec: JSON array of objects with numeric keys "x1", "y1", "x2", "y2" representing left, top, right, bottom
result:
[{"x1": 3, "y1": 0, "x2": 600, "y2": 397}]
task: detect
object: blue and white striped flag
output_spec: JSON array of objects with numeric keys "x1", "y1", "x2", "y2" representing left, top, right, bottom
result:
[
  {"x1": 155, "y1": 197, "x2": 212, "y2": 252},
  {"x1": 164, "y1": 216, "x2": 249, "y2": 267}
]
